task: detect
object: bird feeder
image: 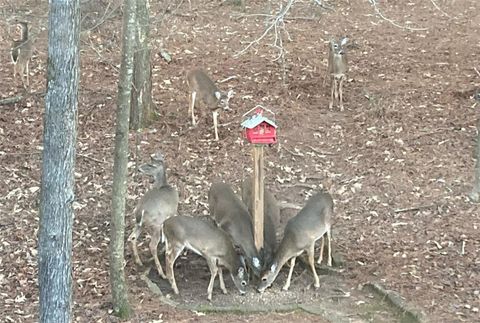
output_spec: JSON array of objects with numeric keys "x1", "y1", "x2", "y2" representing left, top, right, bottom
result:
[
  {"x1": 240, "y1": 106, "x2": 278, "y2": 253},
  {"x1": 241, "y1": 106, "x2": 277, "y2": 145}
]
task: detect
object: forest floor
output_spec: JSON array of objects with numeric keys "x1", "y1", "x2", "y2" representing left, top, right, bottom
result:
[{"x1": 0, "y1": 0, "x2": 479, "y2": 322}]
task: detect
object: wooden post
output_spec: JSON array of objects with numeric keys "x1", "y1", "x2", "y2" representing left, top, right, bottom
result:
[{"x1": 252, "y1": 145, "x2": 264, "y2": 251}]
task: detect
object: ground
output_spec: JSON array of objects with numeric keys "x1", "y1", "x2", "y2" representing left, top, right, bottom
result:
[{"x1": 0, "y1": 0, "x2": 479, "y2": 322}]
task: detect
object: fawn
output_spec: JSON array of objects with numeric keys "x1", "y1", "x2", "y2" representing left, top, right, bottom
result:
[
  {"x1": 208, "y1": 182, "x2": 262, "y2": 277},
  {"x1": 257, "y1": 191, "x2": 333, "y2": 292},
  {"x1": 327, "y1": 37, "x2": 349, "y2": 111},
  {"x1": 240, "y1": 176, "x2": 280, "y2": 269},
  {"x1": 128, "y1": 152, "x2": 179, "y2": 279},
  {"x1": 186, "y1": 69, "x2": 234, "y2": 141},
  {"x1": 11, "y1": 21, "x2": 33, "y2": 88},
  {"x1": 163, "y1": 215, "x2": 248, "y2": 301}
]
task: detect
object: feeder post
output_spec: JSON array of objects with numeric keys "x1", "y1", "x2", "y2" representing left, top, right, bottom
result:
[{"x1": 252, "y1": 145, "x2": 264, "y2": 251}]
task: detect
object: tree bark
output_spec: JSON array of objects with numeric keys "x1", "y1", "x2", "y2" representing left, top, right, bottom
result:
[
  {"x1": 470, "y1": 118, "x2": 480, "y2": 202},
  {"x1": 38, "y1": 0, "x2": 80, "y2": 321},
  {"x1": 109, "y1": 0, "x2": 136, "y2": 318},
  {"x1": 130, "y1": 0, "x2": 153, "y2": 130}
]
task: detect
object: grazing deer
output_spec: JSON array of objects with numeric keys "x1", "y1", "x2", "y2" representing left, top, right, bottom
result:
[
  {"x1": 257, "y1": 192, "x2": 333, "y2": 292},
  {"x1": 327, "y1": 37, "x2": 349, "y2": 111},
  {"x1": 10, "y1": 21, "x2": 33, "y2": 88},
  {"x1": 186, "y1": 69, "x2": 234, "y2": 141},
  {"x1": 128, "y1": 152, "x2": 179, "y2": 279},
  {"x1": 208, "y1": 182, "x2": 262, "y2": 276},
  {"x1": 240, "y1": 176, "x2": 280, "y2": 268},
  {"x1": 163, "y1": 215, "x2": 249, "y2": 301}
]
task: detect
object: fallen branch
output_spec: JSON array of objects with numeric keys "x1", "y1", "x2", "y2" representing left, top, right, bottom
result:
[
  {"x1": 394, "y1": 204, "x2": 436, "y2": 214},
  {"x1": 368, "y1": 0, "x2": 428, "y2": 31},
  {"x1": 0, "y1": 93, "x2": 25, "y2": 106},
  {"x1": 278, "y1": 200, "x2": 302, "y2": 210}
]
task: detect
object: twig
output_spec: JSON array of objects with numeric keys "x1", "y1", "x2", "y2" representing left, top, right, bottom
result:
[
  {"x1": 283, "y1": 146, "x2": 304, "y2": 157},
  {"x1": 0, "y1": 93, "x2": 25, "y2": 106},
  {"x1": 474, "y1": 67, "x2": 480, "y2": 78},
  {"x1": 429, "y1": 0, "x2": 452, "y2": 19},
  {"x1": 218, "y1": 75, "x2": 238, "y2": 83},
  {"x1": 281, "y1": 183, "x2": 317, "y2": 190},
  {"x1": 307, "y1": 145, "x2": 335, "y2": 155},
  {"x1": 234, "y1": 0, "x2": 295, "y2": 59},
  {"x1": 368, "y1": 0, "x2": 428, "y2": 31},
  {"x1": 278, "y1": 200, "x2": 302, "y2": 210},
  {"x1": 78, "y1": 153, "x2": 108, "y2": 164},
  {"x1": 394, "y1": 204, "x2": 436, "y2": 213}
]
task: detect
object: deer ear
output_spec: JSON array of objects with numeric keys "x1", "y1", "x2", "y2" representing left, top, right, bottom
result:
[
  {"x1": 340, "y1": 37, "x2": 349, "y2": 46},
  {"x1": 227, "y1": 89, "x2": 234, "y2": 98},
  {"x1": 214, "y1": 91, "x2": 221, "y2": 100}
]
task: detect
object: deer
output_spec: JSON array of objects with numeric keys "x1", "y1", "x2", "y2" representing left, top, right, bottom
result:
[
  {"x1": 128, "y1": 152, "x2": 179, "y2": 279},
  {"x1": 327, "y1": 37, "x2": 349, "y2": 111},
  {"x1": 257, "y1": 191, "x2": 333, "y2": 293},
  {"x1": 186, "y1": 68, "x2": 234, "y2": 141},
  {"x1": 10, "y1": 21, "x2": 33, "y2": 88},
  {"x1": 163, "y1": 215, "x2": 249, "y2": 301},
  {"x1": 208, "y1": 182, "x2": 262, "y2": 277},
  {"x1": 240, "y1": 176, "x2": 280, "y2": 269}
]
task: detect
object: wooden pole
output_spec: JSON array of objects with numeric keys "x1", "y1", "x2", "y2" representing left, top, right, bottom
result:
[{"x1": 252, "y1": 145, "x2": 264, "y2": 251}]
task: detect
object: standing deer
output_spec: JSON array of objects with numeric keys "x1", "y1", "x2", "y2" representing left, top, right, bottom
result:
[
  {"x1": 186, "y1": 69, "x2": 234, "y2": 141},
  {"x1": 208, "y1": 182, "x2": 262, "y2": 277},
  {"x1": 163, "y1": 215, "x2": 248, "y2": 301},
  {"x1": 327, "y1": 37, "x2": 349, "y2": 111},
  {"x1": 128, "y1": 152, "x2": 179, "y2": 279},
  {"x1": 257, "y1": 192, "x2": 333, "y2": 292},
  {"x1": 10, "y1": 21, "x2": 33, "y2": 88}
]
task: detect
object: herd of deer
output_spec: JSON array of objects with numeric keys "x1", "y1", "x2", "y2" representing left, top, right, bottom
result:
[
  {"x1": 9, "y1": 21, "x2": 350, "y2": 128},
  {"x1": 128, "y1": 153, "x2": 334, "y2": 300},
  {"x1": 9, "y1": 21, "x2": 346, "y2": 300}
]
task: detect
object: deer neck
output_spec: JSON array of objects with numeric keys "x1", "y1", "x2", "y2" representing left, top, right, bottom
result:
[
  {"x1": 21, "y1": 24, "x2": 28, "y2": 42},
  {"x1": 153, "y1": 169, "x2": 167, "y2": 188}
]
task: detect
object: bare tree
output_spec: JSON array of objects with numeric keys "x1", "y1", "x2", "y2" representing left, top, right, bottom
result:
[
  {"x1": 38, "y1": 0, "x2": 80, "y2": 321},
  {"x1": 130, "y1": 0, "x2": 153, "y2": 130},
  {"x1": 109, "y1": 0, "x2": 137, "y2": 317}
]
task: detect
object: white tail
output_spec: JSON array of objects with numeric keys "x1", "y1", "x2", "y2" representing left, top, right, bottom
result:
[
  {"x1": 10, "y1": 21, "x2": 33, "y2": 88},
  {"x1": 128, "y1": 152, "x2": 179, "y2": 279},
  {"x1": 240, "y1": 176, "x2": 280, "y2": 269},
  {"x1": 163, "y1": 215, "x2": 248, "y2": 301},
  {"x1": 208, "y1": 182, "x2": 262, "y2": 276},
  {"x1": 186, "y1": 69, "x2": 234, "y2": 141},
  {"x1": 327, "y1": 37, "x2": 349, "y2": 111},
  {"x1": 257, "y1": 192, "x2": 333, "y2": 292}
]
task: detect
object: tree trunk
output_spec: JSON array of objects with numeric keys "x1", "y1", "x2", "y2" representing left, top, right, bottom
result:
[
  {"x1": 38, "y1": 0, "x2": 80, "y2": 321},
  {"x1": 130, "y1": 0, "x2": 153, "y2": 130},
  {"x1": 109, "y1": 0, "x2": 136, "y2": 318},
  {"x1": 470, "y1": 118, "x2": 480, "y2": 202}
]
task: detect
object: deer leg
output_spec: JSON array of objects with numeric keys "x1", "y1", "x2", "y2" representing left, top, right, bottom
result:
[
  {"x1": 189, "y1": 91, "x2": 197, "y2": 126},
  {"x1": 212, "y1": 110, "x2": 219, "y2": 141},
  {"x1": 329, "y1": 77, "x2": 335, "y2": 110},
  {"x1": 165, "y1": 242, "x2": 184, "y2": 294},
  {"x1": 128, "y1": 225, "x2": 143, "y2": 266},
  {"x1": 308, "y1": 242, "x2": 320, "y2": 288},
  {"x1": 327, "y1": 228, "x2": 332, "y2": 267},
  {"x1": 206, "y1": 258, "x2": 218, "y2": 301},
  {"x1": 317, "y1": 234, "x2": 325, "y2": 265},
  {"x1": 218, "y1": 267, "x2": 227, "y2": 294},
  {"x1": 339, "y1": 77, "x2": 344, "y2": 111},
  {"x1": 283, "y1": 257, "x2": 296, "y2": 291},
  {"x1": 149, "y1": 228, "x2": 166, "y2": 279}
]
